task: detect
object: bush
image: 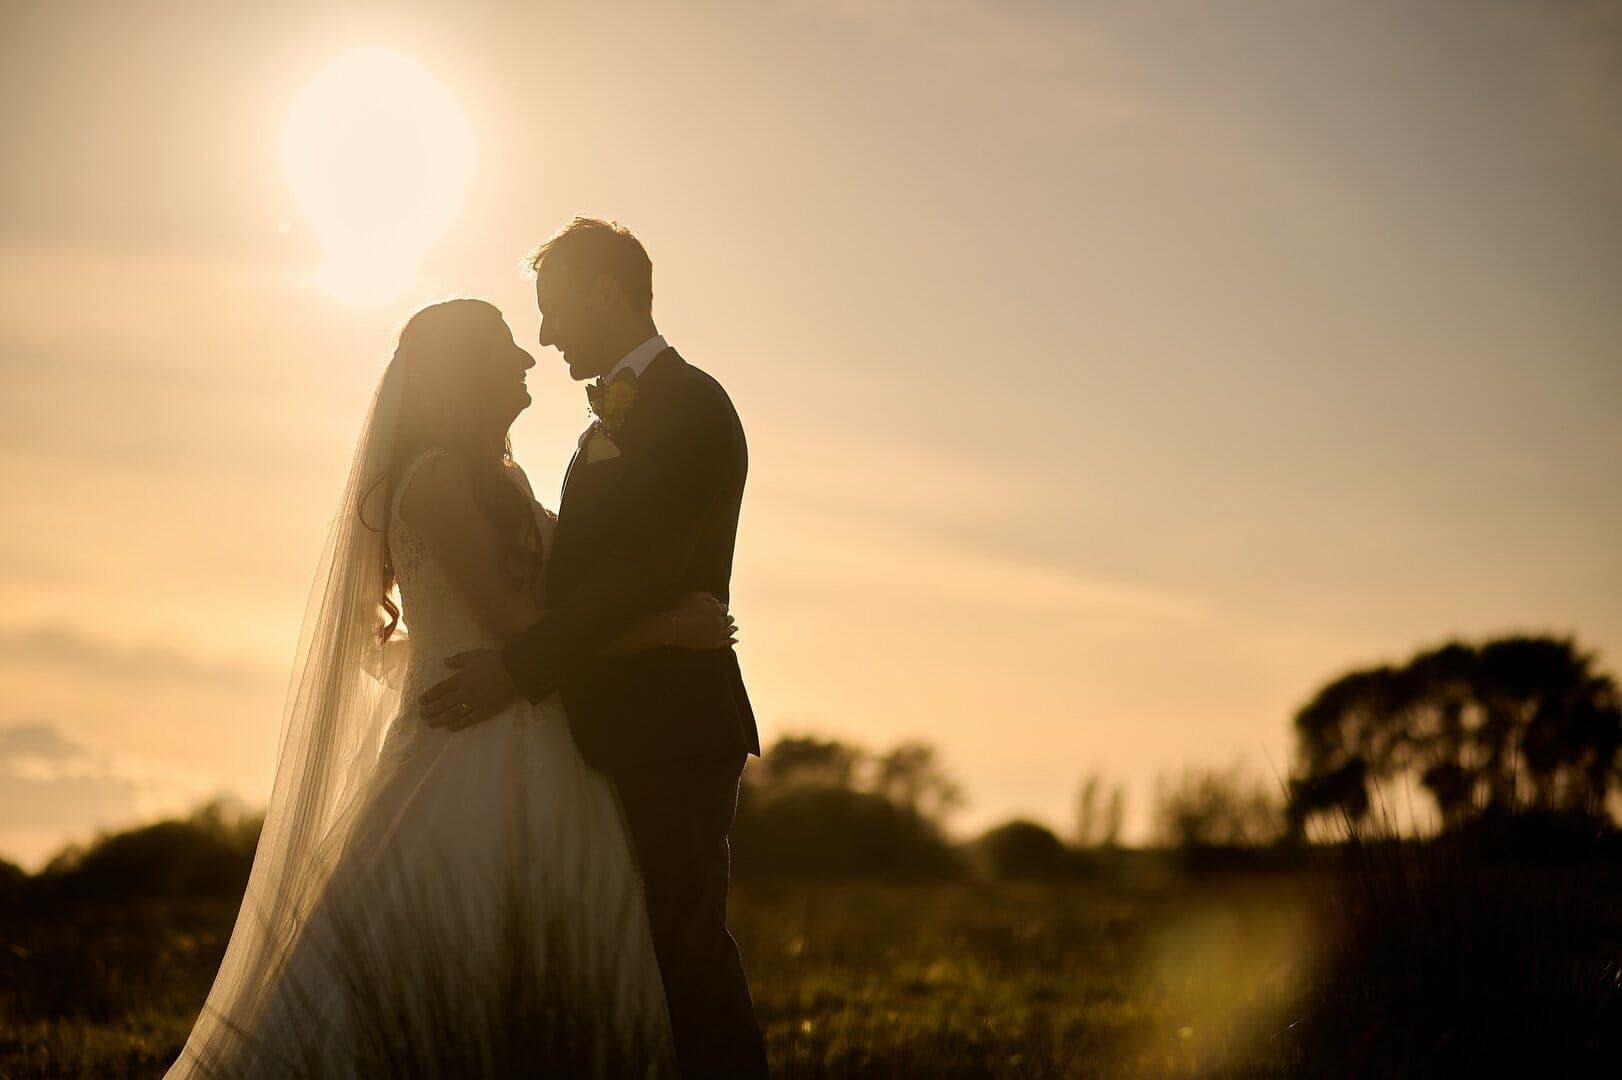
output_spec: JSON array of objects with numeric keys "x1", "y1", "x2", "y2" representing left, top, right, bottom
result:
[
  {"x1": 33, "y1": 802, "x2": 260, "y2": 907},
  {"x1": 732, "y1": 735, "x2": 967, "y2": 880},
  {"x1": 973, "y1": 820, "x2": 1072, "y2": 880},
  {"x1": 1154, "y1": 762, "x2": 1285, "y2": 850},
  {"x1": 732, "y1": 785, "x2": 962, "y2": 880},
  {"x1": 0, "y1": 857, "x2": 25, "y2": 911}
]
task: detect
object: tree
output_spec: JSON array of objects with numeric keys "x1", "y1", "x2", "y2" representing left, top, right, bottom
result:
[
  {"x1": 753, "y1": 735, "x2": 861, "y2": 790},
  {"x1": 1074, "y1": 771, "x2": 1125, "y2": 848},
  {"x1": 1287, "y1": 666, "x2": 1409, "y2": 829},
  {"x1": 872, "y1": 741, "x2": 964, "y2": 824},
  {"x1": 1477, "y1": 637, "x2": 1622, "y2": 816},
  {"x1": 1288, "y1": 634, "x2": 1622, "y2": 836}
]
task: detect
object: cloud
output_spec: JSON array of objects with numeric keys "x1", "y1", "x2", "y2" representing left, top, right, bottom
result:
[
  {"x1": 0, "y1": 719, "x2": 214, "y2": 870},
  {"x1": 847, "y1": 533, "x2": 1212, "y2": 621},
  {"x1": 0, "y1": 720, "x2": 142, "y2": 864},
  {"x1": 0, "y1": 721, "x2": 85, "y2": 762},
  {"x1": 0, "y1": 624, "x2": 279, "y2": 691},
  {"x1": 754, "y1": 438, "x2": 1214, "y2": 622}
]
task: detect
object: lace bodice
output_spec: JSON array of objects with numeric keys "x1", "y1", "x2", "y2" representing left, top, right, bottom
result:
[{"x1": 386, "y1": 451, "x2": 553, "y2": 702}]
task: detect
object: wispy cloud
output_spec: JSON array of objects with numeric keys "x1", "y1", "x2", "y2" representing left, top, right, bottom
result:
[
  {"x1": 0, "y1": 721, "x2": 88, "y2": 764},
  {"x1": 756, "y1": 436, "x2": 1211, "y2": 620},
  {"x1": 0, "y1": 624, "x2": 279, "y2": 691},
  {"x1": 841, "y1": 531, "x2": 1208, "y2": 620},
  {"x1": 0, "y1": 719, "x2": 214, "y2": 869}
]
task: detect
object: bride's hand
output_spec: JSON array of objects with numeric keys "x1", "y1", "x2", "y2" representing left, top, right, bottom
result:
[{"x1": 669, "y1": 591, "x2": 737, "y2": 650}]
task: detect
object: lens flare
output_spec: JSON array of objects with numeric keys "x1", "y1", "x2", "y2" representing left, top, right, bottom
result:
[{"x1": 282, "y1": 48, "x2": 473, "y2": 301}]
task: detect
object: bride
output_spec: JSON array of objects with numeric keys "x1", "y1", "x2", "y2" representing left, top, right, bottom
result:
[{"x1": 166, "y1": 299, "x2": 734, "y2": 1078}]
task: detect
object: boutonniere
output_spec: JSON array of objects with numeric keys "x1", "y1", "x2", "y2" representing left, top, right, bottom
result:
[{"x1": 586, "y1": 369, "x2": 639, "y2": 435}]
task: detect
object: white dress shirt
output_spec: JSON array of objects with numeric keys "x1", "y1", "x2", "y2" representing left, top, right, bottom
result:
[{"x1": 600, "y1": 334, "x2": 668, "y2": 385}]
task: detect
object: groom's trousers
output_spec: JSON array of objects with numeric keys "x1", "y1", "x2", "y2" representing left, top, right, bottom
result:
[{"x1": 613, "y1": 753, "x2": 769, "y2": 1079}]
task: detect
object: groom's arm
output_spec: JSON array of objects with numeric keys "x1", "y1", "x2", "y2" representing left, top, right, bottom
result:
[{"x1": 501, "y1": 391, "x2": 734, "y2": 702}]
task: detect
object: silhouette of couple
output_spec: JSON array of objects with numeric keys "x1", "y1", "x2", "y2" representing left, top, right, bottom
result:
[{"x1": 168, "y1": 218, "x2": 768, "y2": 1078}]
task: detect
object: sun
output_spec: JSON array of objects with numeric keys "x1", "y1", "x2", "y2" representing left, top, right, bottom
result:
[{"x1": 282, "y1": 48, "x2": 474, "y2": 302}]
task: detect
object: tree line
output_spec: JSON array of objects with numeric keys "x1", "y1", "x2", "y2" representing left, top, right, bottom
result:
[{"x1": 3, "y1": 632, "x2": 1615, "y2": 900}]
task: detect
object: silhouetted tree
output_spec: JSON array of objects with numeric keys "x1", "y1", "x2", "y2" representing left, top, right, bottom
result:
[
  {"x1": 1478, "y1": 637, "x2": 1622, "y2": 816},
  {"x1": 1405, "y1": 641, "x2": 1485, "y2": 827},
  {"x1": 1289, "y1": 634, "x2": 1622, "y2": 836},
  {"x1": 754, "y1": 734, "x2": 861, "y2": 789},
  {"x1": 1288, "y1": 666, "x2": 1407, "y2": 828},
  {"x1": 1074, "y1": 771, "x2": 1126, "y2": 848},
  {"x1": 872, "y1": 741, "x2": 964, "y2": 824}
]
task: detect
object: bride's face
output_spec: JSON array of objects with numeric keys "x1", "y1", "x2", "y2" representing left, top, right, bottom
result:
[
  {"x1": 474, "y1": 316, "x2": 537, "y2": 430},
  {"x1": 422, "y1": 314, "x2": 535, "y2": 438}
]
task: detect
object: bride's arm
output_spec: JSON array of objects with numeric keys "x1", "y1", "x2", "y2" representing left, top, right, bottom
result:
[{"x1": 403, "y1": 456, "x2": 735, "y2": 653}]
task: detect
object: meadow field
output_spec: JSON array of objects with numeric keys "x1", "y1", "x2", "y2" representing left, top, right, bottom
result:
[
  {"x1": 2, "y1": 807, "x2": 1618, "y2": 1077},
  {"x1": 2, "y1": 872, "x2": 1317, "y2": 1078},
  {"x1": 3, "y1": 849, "x2": 1622, "y2": 1076},
  {"x1": 736, "y1": 875, "x2": 1313, "y2": 1077}
]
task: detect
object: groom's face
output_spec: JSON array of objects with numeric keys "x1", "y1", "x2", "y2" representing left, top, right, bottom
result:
[{"x1": 535, "y1": 267, "x2": 612, "y2": 382}]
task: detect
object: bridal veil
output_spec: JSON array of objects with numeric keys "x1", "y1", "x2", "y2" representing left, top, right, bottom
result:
[{"x1": 167, "y1": 362, "x2": 412, "y2": 1074}]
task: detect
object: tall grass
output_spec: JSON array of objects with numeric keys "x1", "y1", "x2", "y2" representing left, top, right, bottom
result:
[
  {"x1": 1274, "y1": 810, "x2": 1622, "y2": 1077},
  {"x1": 6, "y1": 802, "x2": 1620, "y2": 1076}
]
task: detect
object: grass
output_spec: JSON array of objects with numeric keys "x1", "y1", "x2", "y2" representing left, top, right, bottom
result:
[
  {"x1": 2, "y1": 843, "x2": 1618, "y2": 1077},
  {"x1": 1281, "y1": 822, "x2": 1622, "y2": 1077},
  {"x1": 2, "y1": 871, "x2": 1315, "y2": 1078},
  {"x1": 734, "y1": 875, "x2": 1312, "y2": 1078},
  {"x1": 0, "y1": 898, "x2": 228, "y2": 1077}
]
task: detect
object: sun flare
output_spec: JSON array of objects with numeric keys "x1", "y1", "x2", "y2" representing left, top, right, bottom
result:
[{"x1": 282, "y1": 48, "x2": 473, "y2": 302}]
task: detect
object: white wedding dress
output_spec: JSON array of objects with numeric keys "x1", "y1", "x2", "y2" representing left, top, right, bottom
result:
[{"x1": 167, "y1": 449, "x2": 676, "y2": 1078}]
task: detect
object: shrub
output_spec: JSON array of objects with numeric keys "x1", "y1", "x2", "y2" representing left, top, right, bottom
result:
[
  {"x1": 973, "y1": 820, "x2": 1072, "y2": 880},
  {"x1": 1153, "y1": 762, "x2": 1285, "y2": 850},
  {"x1": 732, "y1": 785, "x2": 962, "y2": 880},
  {"x1": 34, "y1": 802, "x2": 260, "y2": 906}
]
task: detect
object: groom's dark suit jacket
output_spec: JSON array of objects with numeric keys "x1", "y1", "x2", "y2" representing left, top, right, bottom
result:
[{"x1": 501, "y1": 348, "x2": 760, "y2": 772}]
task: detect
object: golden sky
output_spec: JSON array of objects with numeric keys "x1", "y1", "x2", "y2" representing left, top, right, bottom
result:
[{"x1": 3, "y1": 0, "x2": 1620, "y2": 866}]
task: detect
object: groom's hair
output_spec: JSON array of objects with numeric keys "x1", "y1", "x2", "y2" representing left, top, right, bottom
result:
[{"x1": 526, "y1": 216, "x2": 653, "y2": 316}]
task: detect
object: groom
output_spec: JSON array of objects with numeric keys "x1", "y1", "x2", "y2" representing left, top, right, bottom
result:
[{"x1": 420, "y1": 217, "x2": 767, "y2": 1077}]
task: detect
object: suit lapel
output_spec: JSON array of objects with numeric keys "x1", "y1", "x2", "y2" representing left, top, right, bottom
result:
[
  {"x1": 559, "y1": 425, "x2": 592, "y2": 506},
  {"x1": 549, "y1": 348, "x2": 687, "y2": 597}
]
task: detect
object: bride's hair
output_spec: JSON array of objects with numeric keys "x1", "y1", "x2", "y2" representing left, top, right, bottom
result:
[{"x1": 369, "y1": 299, "x2": 543, "y2": 642}]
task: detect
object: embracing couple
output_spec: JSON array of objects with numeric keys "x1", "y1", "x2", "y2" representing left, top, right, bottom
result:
[{"x1": 168, "y1": 218, "x2": 768, "y2": 1078}]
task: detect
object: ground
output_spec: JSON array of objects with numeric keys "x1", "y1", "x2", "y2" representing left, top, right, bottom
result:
[{"x1": 0, "y1": 874, "x2": 1315, "y2": 1078}]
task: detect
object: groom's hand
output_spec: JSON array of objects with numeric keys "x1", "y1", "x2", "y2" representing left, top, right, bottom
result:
[{"x1": 419, "y1": 650, "x2": 521, "y2": 730}]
